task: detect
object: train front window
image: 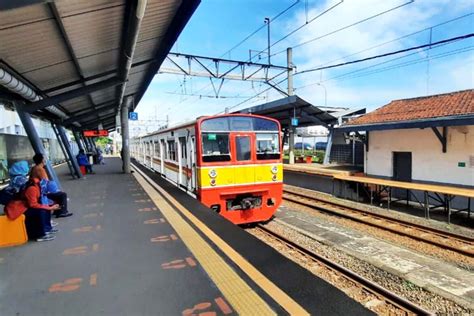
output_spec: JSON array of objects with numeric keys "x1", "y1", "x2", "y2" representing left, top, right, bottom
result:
[
  {"x1": 202, "y1": 133, "x2": 231, "y2": 162},
  {"x1": 236, "y1": 136, "x2": 251, "y2": 161},
  {"x1": 256, "y1": 133, "x2": 280, "y2": 160}
]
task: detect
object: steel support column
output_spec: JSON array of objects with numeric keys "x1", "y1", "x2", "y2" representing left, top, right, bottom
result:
[
  {"x1": 121, "y1": 98, "x2": 131, "y2": 173},
  {"x1": 288, "y1": 123, "x2": 295, "y2": 165},
  {"x1": 52, "y1": 124, "x2": 76, "y2": 179},
  {"x1": 323, "y1": 129, "x2": 333, "y2": 165},
  {"x1": 57, "y1": 126, "x2": 83, "y2": 179},
  {"x1": 15, "y1": 103, "x2": 62, "y2": 189},
  {"x1": 73, "y1": 131, "x2": 85, "y2": 152}
]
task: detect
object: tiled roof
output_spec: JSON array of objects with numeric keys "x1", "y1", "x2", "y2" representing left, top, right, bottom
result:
[{"x1": 347, "y1": 89, "x2": 474, "y2": 125}]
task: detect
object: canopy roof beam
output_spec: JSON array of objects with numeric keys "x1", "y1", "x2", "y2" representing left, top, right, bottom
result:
[{"x1": 25, "y1": 77, "x2": 123, "y2": 114}]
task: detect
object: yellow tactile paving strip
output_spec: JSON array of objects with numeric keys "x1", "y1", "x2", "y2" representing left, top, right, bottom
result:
[
  {"x1": 133, "y1": 169, "x2": 275, "y2": 315},
  {"x1": 132, "y1": 165, "x2": 310, "y2": 315}
]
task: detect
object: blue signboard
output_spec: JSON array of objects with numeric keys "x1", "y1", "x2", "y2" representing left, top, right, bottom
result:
[
  {"x1": 129, "y1": 112, "x2": 138, "y2": 120},
  {"x1": 291, "y1": 118, "x2": 299, "y2": 126}
]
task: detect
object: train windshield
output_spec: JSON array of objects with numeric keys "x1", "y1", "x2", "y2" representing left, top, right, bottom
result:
[
  {"x1": 201, "y1": 133, "x2": 231, "y2": 162},
  {"x1": 256, "y1": 133, "x2": 280, "y2": 160},
  {"x1": 201, "y1": 116, "x2": 279, "y2": 162}
]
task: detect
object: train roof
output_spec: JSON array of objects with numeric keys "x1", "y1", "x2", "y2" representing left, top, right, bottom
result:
[{"x1": 134, "y1": 113, "x2": 279, "y2": 139}]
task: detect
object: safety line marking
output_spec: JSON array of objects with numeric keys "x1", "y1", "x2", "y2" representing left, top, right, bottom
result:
[
  {"x1": 133, "y1": 168, "x2": 276, "y2": 315},
  {"x1": 89, "y1": 273, "x2": 97, "y2": 286},
  {"x1": 133, "y1": 166, "x2": 309, "y2": 315}
]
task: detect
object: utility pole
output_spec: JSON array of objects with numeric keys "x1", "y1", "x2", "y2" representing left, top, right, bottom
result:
[
  {"x1": 265, "y1": 17, "x2": 271, "y2": 65},
  {"x1": 287, "y1": 47, "x2": 295, "y2": 164}
]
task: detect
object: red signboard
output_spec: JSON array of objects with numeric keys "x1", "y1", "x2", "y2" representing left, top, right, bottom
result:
[{"x1": 83, "y1": 130, "x2": 109, "y2": 137}]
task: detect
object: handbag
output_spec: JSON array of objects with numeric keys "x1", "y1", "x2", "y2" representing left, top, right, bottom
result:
[{"x1": 4, "y1": 199, "x2": 27, "y2": 221}]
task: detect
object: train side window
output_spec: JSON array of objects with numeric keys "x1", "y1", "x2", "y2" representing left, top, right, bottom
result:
[
  {"x1": 256, "y1": 133, "x2": 280, "y2": 160},
  {"x1": 167, "y1": 140, "x2": 176, "y2": 161},
  {"x1": 161, "y1": 139, "x2": 166, "y2": 159},
  {"x1": 236, "y1": 136, "x2": 251, "y2": 161},
  {"x1": 154, "y1": 141, "x2": 160, "y2": 156},
  {"x1": 179, "y1": 137, "x2": 187, "y2": 159},
  {"x1": 202, "y1": 133, "x2": 231, "y2": 162}
]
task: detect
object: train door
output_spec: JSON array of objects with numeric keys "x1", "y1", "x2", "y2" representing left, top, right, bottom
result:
[
  {"x1": 232, "y1": 133, "x2": 255, "y2": 186},
  {"x1": 177, "y1": 138, "x2": 183, "y2": 186},
  {"x1": 189, "y1": 136, "x2": 197, "y2": 192},
  {"x1": 160, "y1": 139, "x2": 165, "y2": 175},
  {"x1": 178, "y1": 136, "x2": 188, "y2": 188}
]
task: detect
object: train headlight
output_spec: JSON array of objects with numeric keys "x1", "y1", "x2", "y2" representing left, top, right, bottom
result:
[
  {"x1": 271, "y1": 165, "x2": 278, "y2": 174},
  {"x1": 208, "y1": 169, "x2": 217, "y2": 178},
  {"x1": 210, "y1": 179, "x2": 216, "y2": 186},
  {"x1": 272, "y1": 174, "x2": 277, "y2": 181}
]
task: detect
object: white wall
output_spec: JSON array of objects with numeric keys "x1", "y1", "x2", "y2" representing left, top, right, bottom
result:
[{"x1": 366, "y1": 125, "x2": 474, "y2": 186}]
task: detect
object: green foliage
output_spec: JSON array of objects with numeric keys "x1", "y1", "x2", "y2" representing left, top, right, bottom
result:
[{"x1": 94, "y1": 137, "x2": 112, "y2": 148}]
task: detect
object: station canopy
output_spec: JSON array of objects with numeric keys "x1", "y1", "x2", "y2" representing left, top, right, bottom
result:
[
  {"x1": 0, "y1": 0, "x2": 200, "y2": 131},
  {"x1": 235, "y1": 95, "x2": 365, "y2": 128}
]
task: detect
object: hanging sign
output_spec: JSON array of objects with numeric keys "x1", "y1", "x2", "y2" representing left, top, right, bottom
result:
[
  {"x1": 291, "y1": 118, "x2": 299, "y2": 126},
  {"x1": 83, "y1": 130, "x2": 109, "y2": 137},
  {"x1": 129, "y1": 112, "x2": 138, "y2": 120}
]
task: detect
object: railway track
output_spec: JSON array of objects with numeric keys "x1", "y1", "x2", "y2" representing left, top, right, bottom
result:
[
  {"x1": 254, "y1": 224, "x2": 433, "y2": 315},
  {"x1": 283, "y1": 187, "x2": 474, "y2": 258}
]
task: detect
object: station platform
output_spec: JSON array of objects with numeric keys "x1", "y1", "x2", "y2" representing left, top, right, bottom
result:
[
  {"x1": 284, "y1": 163, "x2": 360, "y2": 177},
  {"x1": 0, "y1": 157, "x2": 372, "y2": 315}
]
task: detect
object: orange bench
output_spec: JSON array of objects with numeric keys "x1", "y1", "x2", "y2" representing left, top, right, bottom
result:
[{"x1": 0, "y1": 214, "x2": 28, "y2": 247}]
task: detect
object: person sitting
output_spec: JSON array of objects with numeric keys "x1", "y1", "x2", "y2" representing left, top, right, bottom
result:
[
  {"x1": 30, "y1": 153, "x2": 73, "y2": 218},
  {"x1": 76, "y1": 149, "x2": 94, "y2": 174},
  {"x1": 22, "y1": 177, "x2": 61, "y2": 241},
  {"x1": 97, "y1": 148, "x2": 105, "y2": 165},
  {"x1": 4, "y1": 161, "x2": 59, "y2": 242}
]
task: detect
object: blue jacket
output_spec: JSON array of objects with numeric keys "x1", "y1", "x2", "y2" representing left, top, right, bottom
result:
[{"x1": 76, "y1": 153, "x2": 90, "y2": 166}]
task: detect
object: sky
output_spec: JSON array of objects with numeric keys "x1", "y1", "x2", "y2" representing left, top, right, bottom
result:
[{"x1": 133, "y1": 0, "x2": 473, "y2": 134}]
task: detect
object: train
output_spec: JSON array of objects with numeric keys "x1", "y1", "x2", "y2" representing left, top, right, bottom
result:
[{"x1": 131, "y1": 114, "x2": 283, "y2": 225}]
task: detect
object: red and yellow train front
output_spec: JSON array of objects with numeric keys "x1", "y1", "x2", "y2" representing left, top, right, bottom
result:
[{"x1": 196, "y1": 115, "x2": 282, "y2": 225}]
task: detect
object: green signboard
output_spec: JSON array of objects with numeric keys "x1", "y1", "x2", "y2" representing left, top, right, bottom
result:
[{"x1": 207, "y1": 134, "x2": 217, "y2": 140}]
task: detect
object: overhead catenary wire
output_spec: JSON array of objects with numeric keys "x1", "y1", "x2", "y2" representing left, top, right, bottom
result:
[
  {"x1": 229, "y1": 34, "x2": 473, "y2": 113},
  {"x1": 163, "y1": 1, "x2": 302, "y2": 113},
  {"x1": 331, "y1": 46, "x2": 474, "y2": 82},
  {"x1": 316, "y1": 12, "x2": 473, "y2": 68},
  {"x1": 218, "y1": 0, "x2": 301, "y2": 59},
  {"x1": 295, "y1": 45, "x2": 474, "y2": 91},
  {"x1": 271, "y1": 0, "x2": 415, "y2": 57},
  {"x1": 269, "y1": 0, "x2": 344, "y2": 50},
  {"x1": 295, "y1": 33, "x2": 474, "y2": 75}
]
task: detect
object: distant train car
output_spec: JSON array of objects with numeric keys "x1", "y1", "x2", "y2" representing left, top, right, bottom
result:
[{"x1": 131, "y1": 114, "x2": 283, "y2": 225}]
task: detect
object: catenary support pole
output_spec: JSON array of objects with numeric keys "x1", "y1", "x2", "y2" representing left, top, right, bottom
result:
[
  {"x1": 287, "y1": 47, "x2": 296, "y2": 164},
  {"x1": 57, "y1": 125, "x2": 83, "y2": 179},
  {"x1": 121, "y1": 97, "x2": 131, "y2": 173},
  {"x1": 15, "y1": 102, "x2": 62, "y2": 189},
  {"x1": 288, "y1": 122, "x2": 295, "y2": 164}
]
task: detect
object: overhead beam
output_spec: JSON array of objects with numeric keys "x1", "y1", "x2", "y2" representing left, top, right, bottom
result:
[
  {"x1": 25, "y1": 77, "x2": 123, "y2": 114},
  {"x1": 48, "y1": 2, "x2": 99, "y2": 117},
  {"x1": 80, "y1": 113, "x2": 116, "y2": 129},
  {"x1": 62, "y1": 101, "x2": 116, "y2": 126}
]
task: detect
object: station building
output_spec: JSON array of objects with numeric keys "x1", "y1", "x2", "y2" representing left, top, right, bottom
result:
[{"x1": 339, "y1": 89, "x2": 474, "y2": 188}]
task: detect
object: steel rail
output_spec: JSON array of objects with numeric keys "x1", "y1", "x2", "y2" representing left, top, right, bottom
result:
[
  {"x1": 255, "y1": 225, "x2": 433, "y2": 315},
  {"x1": 283, "y1": 188, "x2": 474, "y2": 258}
]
